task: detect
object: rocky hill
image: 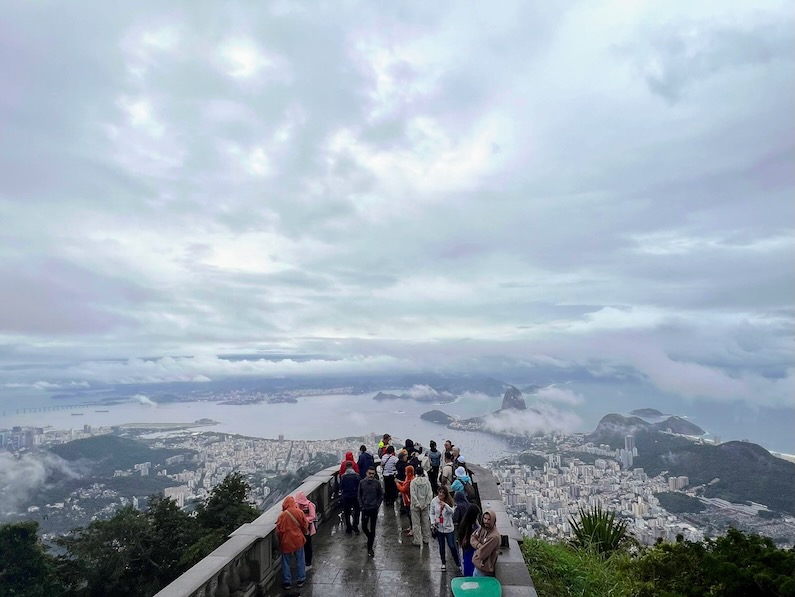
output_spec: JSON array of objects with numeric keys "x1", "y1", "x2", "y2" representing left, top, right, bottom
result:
[
  {"x1": 587, "y1": 414, "x2": 794, "y2": 514},
  {"x1": 501, "y1": 386, "x2": 527, "y2": 410},
  {"x1": 420, "y1": 410, "x2": 455, "y2": 425},
  {"x1": 372, "y1": 391, "x2": 402, "y2": 401},
  {"x1": 655, "y1": 415, "x2": 705, "y2": 436}
]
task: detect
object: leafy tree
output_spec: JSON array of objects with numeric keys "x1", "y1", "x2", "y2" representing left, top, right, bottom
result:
[
  {"x1": 56, "y1": 506, "x2": 159, "y2": 597},
  {"x1": 568, "y1": 506, "x2": 631, "y2": 555},
  {"x1": 147, "y1": 495, "x2": 201, "y2": 585},
  {"x1": 0, "y1": 521, "x2": 60, "y2": 597},
  {"x1": 195, "y1": 472, "x2": 259, "y2": 537},
  {"x1": 632, "y1": 528, "x2": 795, "y2": 596}
]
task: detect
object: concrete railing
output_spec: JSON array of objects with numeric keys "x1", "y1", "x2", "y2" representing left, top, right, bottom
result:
[{"x1": 153, "y1": 465, "x2": 341, "y2": 597}]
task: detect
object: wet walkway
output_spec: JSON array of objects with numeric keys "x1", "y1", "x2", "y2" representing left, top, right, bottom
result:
[
  {"x1": 265, "y1": 463, "x2": 537, "y2": 597},
  {"x1": 267, "y1": 499, "x2": 457, "y2": 597}
]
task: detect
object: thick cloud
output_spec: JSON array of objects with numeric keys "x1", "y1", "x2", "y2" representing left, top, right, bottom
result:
[
  {"x1": 0, "y1": 1, "x2": 792, "y2": 412},
  {"x1": 0, "y1": 452, "x2": 82, "y2": 515}
]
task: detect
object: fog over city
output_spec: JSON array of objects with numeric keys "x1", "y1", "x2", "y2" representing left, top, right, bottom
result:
[{"x1": 1, "y1": 0, "x2": 792, "y2": 425}]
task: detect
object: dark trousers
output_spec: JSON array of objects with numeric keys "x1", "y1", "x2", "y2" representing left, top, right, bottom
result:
[
  {"x1": 361, "y1": 508, "x2": 378, "y2": 550},
  {"x1": 437, "y1": 531, "x2": 461, "y2": 567},
  {"x1": 343, "y1": 496, "x2": 360, "y2": 531},
  {"x1": 383, "y1": 476, "x2": 397, "y2": 506},
  {"x1": 429, "y1": 466, "x2": 440, "y2": 494},
  {"x1": 304, "y1": 534, "x2": 313, "y2": 566}
]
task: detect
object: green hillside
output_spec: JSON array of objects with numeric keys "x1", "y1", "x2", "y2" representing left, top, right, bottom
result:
[
  {"x1": 50, "y1": 435, "x2": 191, "y2": 475},
  {"x1": 587, "y1": 415, "x2": 795, "y2": 514}
]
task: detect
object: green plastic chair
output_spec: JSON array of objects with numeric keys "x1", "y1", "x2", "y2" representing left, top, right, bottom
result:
[{"x1": 450, "y1": 576, "x2": 502, "y2": 597}]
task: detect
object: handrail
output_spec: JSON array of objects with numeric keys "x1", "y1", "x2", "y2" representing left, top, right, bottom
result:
[{"x1": 153, "y1": 465, "x2": 341, "y2": 597}]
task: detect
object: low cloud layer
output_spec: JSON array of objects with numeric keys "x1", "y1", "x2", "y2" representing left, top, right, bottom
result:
[
  {"x1": 0, "y1": 452, "x2": 82, "y2": 515},
  {"x1": 481, "y1": 404, "x2": 582, "y2": 437},
  {"x1": 403, "y1": 385, "x2": 456, "y2": 402}
]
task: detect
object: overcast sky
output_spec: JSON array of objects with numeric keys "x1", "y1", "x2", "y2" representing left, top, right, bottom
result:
[{"x1": 0, "y1": 1, "x2": 792, "y2": 407}]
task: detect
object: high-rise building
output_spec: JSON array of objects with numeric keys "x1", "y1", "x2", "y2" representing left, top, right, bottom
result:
[{"x1": 625, "y1": 435, "x2": 635, "y2": 454}]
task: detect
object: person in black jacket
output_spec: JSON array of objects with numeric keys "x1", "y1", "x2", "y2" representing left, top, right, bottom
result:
[
  {"x1": 339, "y1": 462, "x2": 360, "y2": 534},
  {"x1": 357, "y1": 444, "x2": 374, "y2": 479},
  {"x1": 358, "y1": 467, "x2": 384, "y2": 557}
]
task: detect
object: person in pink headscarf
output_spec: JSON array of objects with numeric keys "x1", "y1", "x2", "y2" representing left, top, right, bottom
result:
[{"x1": 294, "y1": 491, "x2": 317, "y2": 570}]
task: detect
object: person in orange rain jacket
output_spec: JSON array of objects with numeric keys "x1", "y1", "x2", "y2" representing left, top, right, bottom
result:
[
  {"x1": 396, "y1": 465, "x2": 415, "y2": 535},
  {"x1": 276, "y1": 496, "x2": 308, "y2": 590}
]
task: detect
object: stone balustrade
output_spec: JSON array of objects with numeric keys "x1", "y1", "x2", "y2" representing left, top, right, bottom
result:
[
  {"x1": 153, "y1": 465, "x2": 341, "y2": 597},
  {"x1": 154, "y1": 461, "x2": 537, "y2": 596}
]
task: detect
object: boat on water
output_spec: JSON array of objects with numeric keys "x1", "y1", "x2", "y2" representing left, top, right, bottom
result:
[
  {"x1": 71, "y1": 413, "x2": 84, "y2": 416},
  {"x1": 95, "y1": 410, "x2": 109, "y2": 412}
]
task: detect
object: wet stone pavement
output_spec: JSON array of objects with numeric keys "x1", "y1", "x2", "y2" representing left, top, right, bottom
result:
[{"x1": 267, "y1": 501, "x2": 464, "y2": 597}]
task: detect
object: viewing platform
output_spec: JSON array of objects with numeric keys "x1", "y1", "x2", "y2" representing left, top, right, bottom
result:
[{"x1": 155, "y1": 463, "x2": 537, "y2": 597}]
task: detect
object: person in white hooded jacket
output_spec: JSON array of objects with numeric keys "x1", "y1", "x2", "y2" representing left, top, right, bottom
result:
[
  {"x1": 429, "y1": 485, "x2": 462, "y2": 571},
  {"x1": 409, "y1": 467, "x2": 433, "y2": 545}
]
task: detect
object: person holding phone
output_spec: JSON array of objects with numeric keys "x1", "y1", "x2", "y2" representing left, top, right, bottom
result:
[{"x1": 429, "y1": 485, "x2": 461, "y2": 572}]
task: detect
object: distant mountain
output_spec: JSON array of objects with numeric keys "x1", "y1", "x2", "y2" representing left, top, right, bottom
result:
[
  {"x1": 629, "y1": 408, "x2": 665, "y2": 417},
  {"x1": 372, "y1": 391, "x2": 402, "y2": 401},
  {"x1": 587, "y1": 413, "x2": 704, "y2": 445},
  {"x1": 50, "y1": 435, "x2": 193, "y2": 476},
  {"x1": 656, "y1": 416, "x2": 705, "y2": 436},
  {"x1": 372, "y1": 387, "x2": 457, "y2": 403},
  {"x1": 420, "y1": 410, "x2": 455, "y2": 425},
  {"x1": 501, "y1": 386, "x2": 526, "y2": 410},
  {"x1": 586, "y1": 414, "x2": 794, "y2": 514}
]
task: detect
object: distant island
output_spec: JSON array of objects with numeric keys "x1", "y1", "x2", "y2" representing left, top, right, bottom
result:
[
  {"x1": 629, "y1": 408, "x2": 666, "y2": 417},
  {"x1": 114, "y1": 419, "x2": 219, "y2": 431},
  {"x1": 420, "y1": 410, "x2": 455, "y2": 425},
  {"x1": 420, "y1": 385, "x2": 536, "y2": 438},
  {"x1": 373, "y1": 386, "x2": 457, "y2": 404}
]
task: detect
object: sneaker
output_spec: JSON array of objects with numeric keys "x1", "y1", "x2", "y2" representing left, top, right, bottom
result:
[
  {"x1": 368, "y1": 549, "x2": 375, "y2": 557},
  {"x1": 282, "y1": 584, "x2": 291, "y2": 590},
  {"x1": 305, "y1": 564, "x2": 313, "y2": 571},
  {"x1": 297, "y1": 579, "x2": 305, "y2": 588},
  {"x1": 441, "y1": 564, "x2": 446, "y2": 571}
]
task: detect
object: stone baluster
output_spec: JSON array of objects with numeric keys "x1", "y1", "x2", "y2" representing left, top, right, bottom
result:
[
  {"x1": 238, "y1": 554, "x2": 252, "y2": 585},
  {"x1": 228, "y1": 560, "x2": 241, "y2": 593},
  {"x1": 214, "y1": 570, "x2": 230, "y2": 597}
]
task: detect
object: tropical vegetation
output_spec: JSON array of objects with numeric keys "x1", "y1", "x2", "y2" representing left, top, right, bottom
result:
[
  {"x1": 523, "y1": 508, "x2": 795, "y2": 597},
  {"x1": 0, "y1": 472, "x2": 259, "y2": 597}
]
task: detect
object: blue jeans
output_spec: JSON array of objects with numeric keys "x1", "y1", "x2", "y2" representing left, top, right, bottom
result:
[
  {"x1": 281, "y1": 546, "x2": 306, "y2": 586},
  {"x1": 436, "y1": 531, "x2": 461, "y2": 567},
  {"x1": 473, "y1": 566, "x2": 487, "y2": 577},
  {"x1": 462, "y1": 546, "x2": 475, "y2": 576}
]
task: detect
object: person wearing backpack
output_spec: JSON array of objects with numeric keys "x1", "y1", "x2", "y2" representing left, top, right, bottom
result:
[
  {"x1": 427, "y1": 440, "x2": 442, "y2": 494},
  {"x1": 455, "y1": 465, "x2": 477, "y2": 502},
  {"x1": 377, "y1": 433, "x2": 391, "y2": 458},
  {"x1": 357, "y1": 444, "x2": 374, "y2": 479},
  {"x1": 381, "y1": 446, "x2": 399, "y2": 507},
  {"x1": 409, "y1": 466, "x2": 433, "y2": 545},
  {"x1": 439, "y1": 451, "x2": 455, "y2": 488}
]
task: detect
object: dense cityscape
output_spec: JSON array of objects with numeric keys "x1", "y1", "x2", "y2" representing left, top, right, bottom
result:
[{"x1": 3, "y1": 419, "x2": 793, "y2": 548}]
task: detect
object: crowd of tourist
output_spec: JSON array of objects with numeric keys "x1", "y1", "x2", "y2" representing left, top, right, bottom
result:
[{"x1": 276, "y1": 432, "x2": 501, "y2": 591}]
